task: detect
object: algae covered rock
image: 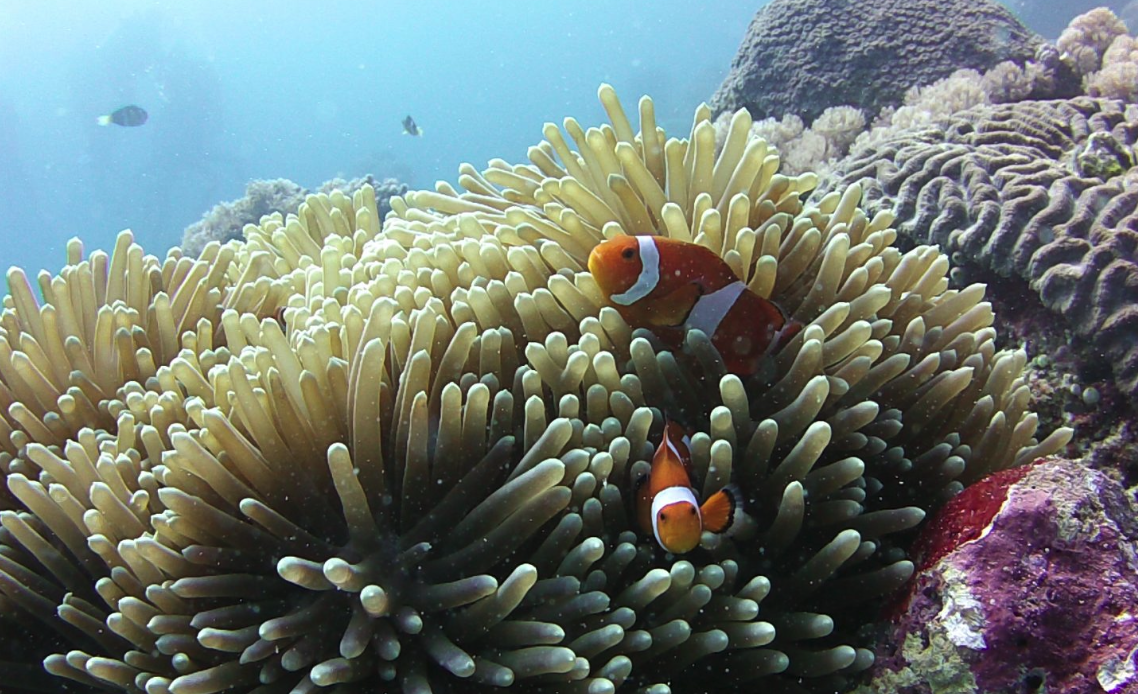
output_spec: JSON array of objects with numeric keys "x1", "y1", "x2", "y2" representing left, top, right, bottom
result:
[{"x1": 859, "y1": 457, "x2": 1138, "y2": 694}]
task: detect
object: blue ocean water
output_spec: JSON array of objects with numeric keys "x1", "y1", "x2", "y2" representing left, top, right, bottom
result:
[
  {"x1": 0, "y1": 1, "x2": 750, "y2": 277},
  {"x1": 0, "y1": 0, "x2": 1123, "y2": 278}
]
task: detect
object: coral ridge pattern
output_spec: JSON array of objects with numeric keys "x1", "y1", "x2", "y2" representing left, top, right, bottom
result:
[{"x1": 824, "y1": 96, "x2": 1138, "y2": 401}]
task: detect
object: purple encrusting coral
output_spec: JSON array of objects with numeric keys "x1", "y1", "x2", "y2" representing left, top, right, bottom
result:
[{"x1": 858, "y1": 458, "x2": 1138, "y2": 694}]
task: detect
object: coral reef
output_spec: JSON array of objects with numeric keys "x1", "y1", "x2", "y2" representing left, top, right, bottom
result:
[
  {"x1": 715, "y1": 106, "x2": 868, "y2": 176},
  {"x1": 179, "y1": 178, "x2": 306, "y2": 258},
  {"x1": 709, "y1": 0, "x2": 1042, "y2": 124},
  {"x1": 715, "y1": 5, "x2": 1126, "y2": 177},
  {"x1": 0, "y1": 86, "x2": 1070, "y2": 693},
  {"x1": 856, "y1": 457, "x2": 1138, "y2": 694},
  {"x1": 715, "y1": 39, "x2": 1082, "y2": 176},
  {"x1": 1010, "y1": 0, "x2": 1129, "y2": 38},
  {"x1": 820, "y1": 97, "x2": 1138, "y2": 404},
  {"x1": 973, "y1": 271, "x2": 1123, "y2": 463},
  {"x1": 1058, "y1": 7, "x2": 1130, "y2": 76},
  {"x1": 851, "y1": 38, "x2": 1083, "y2": 152},
  {"x1": 1057, "y1": 7, "x2": 1138, "y2": 101},
  {"x1": 1088, "y1": 34, "x2": 1138, "y2": 101},
  {"x1": 180, "y1": 175, "x2": 407, "y2": 258}
]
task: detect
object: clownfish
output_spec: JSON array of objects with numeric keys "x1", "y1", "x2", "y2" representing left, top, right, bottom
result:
[
  {"x1": 637, "y1": 420, "x2": 742, "y2": 554},
  {"x1": 587, "y1": 235, "x2": 799, "y2": 377}
]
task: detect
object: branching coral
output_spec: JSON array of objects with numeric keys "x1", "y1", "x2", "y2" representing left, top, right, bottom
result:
[
  {"x1": 1054, "y1": 7, "x2": 1138, "y2": 101},
  {"x1": 180, "y1": 175, "x2": 407, "y2": 258},
  {"x1": 0, "y1": 85, "x2": 1070, "y2": 694},
  {"x1": 180, "y1": 178, "x2": 308, "y2": 258},
  {"x1": 724, "y1": 35, "x2": 1079, "y2": 176},
  {"x1": 852, "y1": 40, "x2": 1081, "y2": 153},
  {"x1": 725, "y1": 6, "x2": 1099, "y2": 175},
  {"x1": 715, "y1": 106, "x2": 867, "y2": 176},
  {"x1": 1087, "y1": 34, "x2": 1138, "y2": 101},
  {"x1": 1057, "y1": 7, "x2": 1130, "y2": 75}
]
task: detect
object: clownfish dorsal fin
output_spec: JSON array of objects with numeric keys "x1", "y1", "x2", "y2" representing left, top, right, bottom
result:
[
  {"x1": 661, "y1": 419, "x2": 694, "y2": 475},
  {"x1": 700, "y1": 483, "x2": 743, "y2": 534}
]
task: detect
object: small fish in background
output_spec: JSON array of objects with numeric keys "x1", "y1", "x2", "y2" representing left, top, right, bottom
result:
[
  {"x1": 401, "y1": 115, "x2": 422, "y2": 136},
  {"x1": 636, "y1": 420, "x2": 742, "y2": 554},
  {"x1": 96, "y1": 105, "x2": 148, "y2": 127},
  {"x1": 588, "y1": 235, "x2": 800, "y2": 377}
]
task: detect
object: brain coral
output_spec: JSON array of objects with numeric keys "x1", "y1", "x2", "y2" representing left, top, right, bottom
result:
[
  {"x1": 708, "y1": 0, "x2": 1043, "y2": 124},
  {"x1": 821, "y1": 97, "x2": 1138, "y2": 402},
  {"x1": 0, "y1": 86, "x2": 1070, "y2": 694}
]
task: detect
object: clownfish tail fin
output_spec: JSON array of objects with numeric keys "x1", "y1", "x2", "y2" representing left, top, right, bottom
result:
[{"x1": 700, "y1": 483, "x2": 743, "y2": 534}]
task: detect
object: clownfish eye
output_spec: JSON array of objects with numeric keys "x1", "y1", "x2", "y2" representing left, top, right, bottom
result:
[
  {"x1": 621, "y1": 247, "x2": 635, "y2": 260},
  {"x1": 689, "y1": 507, "x2": 697, "y2": 516},
  {"x1": 659, "y1": 511, "x2": 667, "y2": 521}
]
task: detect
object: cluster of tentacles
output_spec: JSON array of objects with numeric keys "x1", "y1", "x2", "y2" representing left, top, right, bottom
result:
[{"x1": 0, "y1": 85, "x2": 1070, "y2": 694}]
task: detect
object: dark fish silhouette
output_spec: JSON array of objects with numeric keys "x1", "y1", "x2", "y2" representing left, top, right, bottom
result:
[
  {"x1": 401, "y1": 115, "x2": 422, "y2": 137},
  {"x1": 97, "y1": 105, "x2": 148, "y2": 127}
]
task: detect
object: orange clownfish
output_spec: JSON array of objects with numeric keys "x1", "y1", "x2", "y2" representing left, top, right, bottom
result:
[
  {"x1": 637, "y1": 421, "x2": 742, "y2": 554},
  {"x1": 587, "y1": 235, "x2": 799, "y2": 376}
]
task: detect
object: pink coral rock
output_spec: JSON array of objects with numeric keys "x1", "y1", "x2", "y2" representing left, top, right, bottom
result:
[{"x1": 858, "y1": 458, "x2": 1138, "y2": 693}]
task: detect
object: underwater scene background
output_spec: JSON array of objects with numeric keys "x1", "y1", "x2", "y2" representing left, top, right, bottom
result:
[
  {"x1": 1, "y1": 1, "x2": 1137, "y2": 693},
  {"x1": 1, "y1": 0, "x2": 749, "y2": 276}
]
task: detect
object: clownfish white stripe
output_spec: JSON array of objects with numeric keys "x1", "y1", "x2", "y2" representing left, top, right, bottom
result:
[
  {"x1": 685, "y1": 280, "x2": 747, "y2": 339},
  {"x1": 651, "y1": 485, "x2": 700, "y2": 549},
  {"x1": 611, "y1": 236, "x2": 660, "y2": 306}
]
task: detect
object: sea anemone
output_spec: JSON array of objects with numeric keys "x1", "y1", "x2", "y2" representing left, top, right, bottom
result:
[{"x1": 0, "y1": 85, "x2": 1070, "y2": 693}]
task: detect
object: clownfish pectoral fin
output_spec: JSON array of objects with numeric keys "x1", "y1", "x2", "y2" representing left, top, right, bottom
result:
[
  {"x1": 641, "y1": 282, "x2": 703, "y2": 327},
  {"x1": 771, "y1": 318, "x2": 803, "y2": 354},
  {"x1": 700, "y1": 483, "x2": 742, "y2": 534}
]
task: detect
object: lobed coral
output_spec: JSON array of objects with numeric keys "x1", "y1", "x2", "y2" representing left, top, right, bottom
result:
[
  {"x1": 0, "y1": 86, "x2": 1070, "y2": 693},
  {"x1": 180, "y1": 175, "x2": 407, "y2": 258},
  {"x1": 820, "y1": 96, "x2": 1138, "y2": 404}
]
